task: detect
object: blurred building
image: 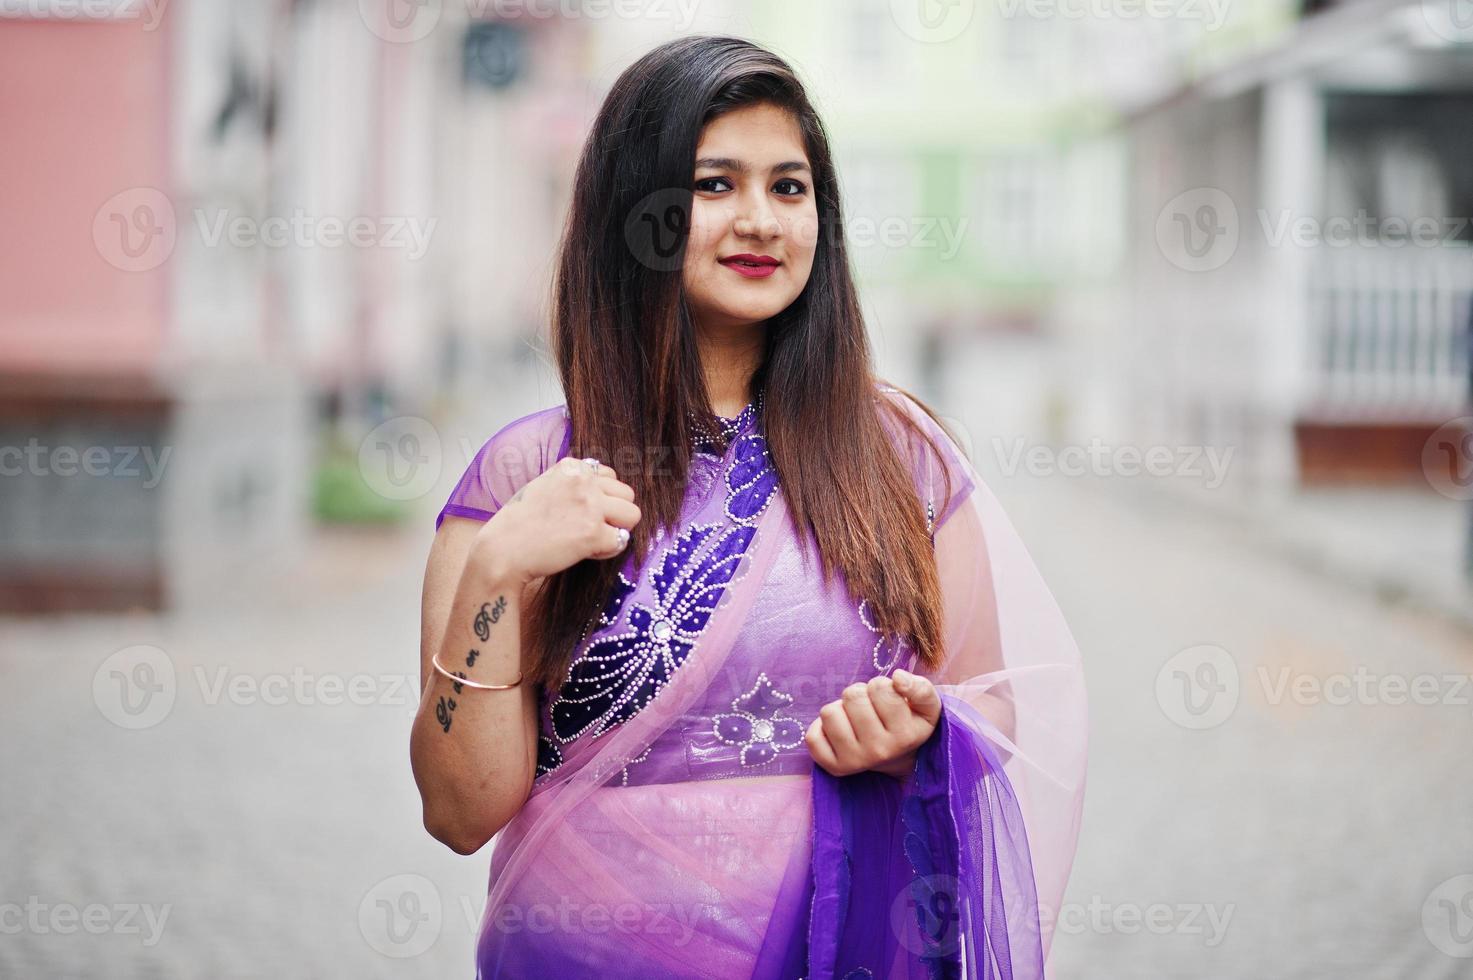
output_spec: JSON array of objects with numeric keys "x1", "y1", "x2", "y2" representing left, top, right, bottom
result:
[
  {"x1": 1052, "y1": 0, "x2": 1473, "y2": 613},
  {"x1": 0, "y1": 3, "x2": 308, "y2": 611},
  {"x1": 0, "y1": 0, "x2": 598, "y2": 611},
  {"x1": 1062, "y1": 0, "x2": 1473, "y2": 494}
]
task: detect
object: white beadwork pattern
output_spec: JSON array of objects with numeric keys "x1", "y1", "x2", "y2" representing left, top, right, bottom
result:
[
  {"x1": 857, "y1": 598, "x2": 912, "y2": 674},
  {"x1": 711, "y1": 671, "x2": 806, "y2": 767}
]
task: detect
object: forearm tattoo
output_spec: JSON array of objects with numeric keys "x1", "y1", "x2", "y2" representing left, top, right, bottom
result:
[
  {"x1": 436, "y1": 596, "x2": 508, "y2": 733},
  {"x1": 473, "y1": 597, "x2": 506, "y2": 641}
]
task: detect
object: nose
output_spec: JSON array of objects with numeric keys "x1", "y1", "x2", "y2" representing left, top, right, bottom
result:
[{"x1": 731, "y1": 190, "x2": 782, "y2": 242}]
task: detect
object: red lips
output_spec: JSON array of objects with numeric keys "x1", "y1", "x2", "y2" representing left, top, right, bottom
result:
[{"x1": 719, "y1": 253, "x2": 780, "y2": 267}]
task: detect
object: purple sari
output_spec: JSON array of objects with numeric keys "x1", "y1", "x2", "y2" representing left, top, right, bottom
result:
[{"x1": 434, "y1": 384, "x2": 1088, "y2": 978}]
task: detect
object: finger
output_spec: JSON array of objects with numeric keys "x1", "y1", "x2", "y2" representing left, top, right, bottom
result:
[
  {"x1": 818, "y1": 699, "x2": 860, "y2": 758},
  {"x1": 558, "y1": 458, "x2": 618, "y2": 481},
  {"x1": 840, "y1": 682, "x2": 887, "y2": 744},
  {"x1": 600, "y1": 496, "x2": 641, "y2": 530},
  {"x1": 595, "y1": 475, "x2": 636, "y2": 502},
  {"x1": 893, "y1": 669, "x2": 942, "y2": 726},
  {"x1": 866, "y1": 676, "x2": 912, "y2": 731},
  {"x1": 804, "y1": 717, "x2": 841, "y2": 774},
  {"x1": 588, "y1": 522, "x2": 631, "y2": 561}
]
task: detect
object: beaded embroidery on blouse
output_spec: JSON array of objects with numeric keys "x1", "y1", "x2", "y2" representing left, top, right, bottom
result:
[
  {"x1": 712, "y1": 671, "x2": 806, "y2": 767},
  {"x1": 689, "y1": 388, "x2": 765, "y2": 456},
  {"x1": 857, "y1": 598, "x2": 913, "y2": 674},
  {"x1": 539, "y1": 400, "x2": 778, "y2": 773}
]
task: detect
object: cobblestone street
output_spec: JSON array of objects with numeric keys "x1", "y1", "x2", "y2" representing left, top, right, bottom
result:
[{"x1": 3, "y1": 470, "x2": 1471, "y2": 978}]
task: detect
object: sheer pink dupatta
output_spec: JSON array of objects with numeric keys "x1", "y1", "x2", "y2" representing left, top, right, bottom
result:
[
  {"x1": 803, "y1": 391, "x2": 1087, "y2": 979},
  {"x1": 907, "y1": 391, "x2": 1090, "y2": 961},
  {"x1": 474, "y1": 488, "x2": 799, "y2": 976},
  {"x1": 796, "y1": 391, "x2": 1088, "y2": 980}
]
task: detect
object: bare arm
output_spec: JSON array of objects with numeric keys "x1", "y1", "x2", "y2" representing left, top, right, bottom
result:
[
  {"x1": 409, "y1": 458, "x2": 639, "y2": 855},
  {"x1": 410, "y1": 518, "x2": 539, "y2": 855}
]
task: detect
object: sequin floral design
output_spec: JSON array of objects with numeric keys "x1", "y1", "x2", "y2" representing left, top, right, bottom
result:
[
  {"x1": 597, "y1": 572, "x2": 636, "y2": 627},
  {"x1": 857, "y1": 598, "x2": 912, "y2": 674},
  {"x1": 570, "y1": 571, "x2": 638, "y2": 652},
  {"x1": 535, "y1": 734, "x2": 563, "y2": 779},
  {"x1": 617, "y1": 745, "x2": 652, "y2": 786},
  {"x1": 689, "y1": 389, "x2": 764, "y2": 456},
  {"x1": 724, "y1": 431, "x2": 775, "y2": 525},
  {"x1": 533, "y1": 683, "x2": 566, "y2": 778},
  {"x1": 687, "y1": 396, "x2": 759, "y2": 506},
  {"x1": 712, "y1": 672, "x2": 806, "y2": 767},
  {"x1": 547, "y1": 431, "x2": 779, "y2": 747}
]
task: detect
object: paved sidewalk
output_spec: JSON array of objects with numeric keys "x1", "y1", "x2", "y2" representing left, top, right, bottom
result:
[
  {"x1": 0, "y1": 523, "x2": 494, "y2": 979},
  {"x1": 1114, "y1": 478, "x2": 1473, "y2": 633}
]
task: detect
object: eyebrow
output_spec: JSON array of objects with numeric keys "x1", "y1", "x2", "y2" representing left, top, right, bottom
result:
[{"x1": 694, "y1": 156, "x2": 812, "y2": 176}]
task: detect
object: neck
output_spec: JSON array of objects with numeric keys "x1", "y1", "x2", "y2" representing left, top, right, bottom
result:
[{"x1": 696, "y1": 320, "x2": 764, "y2": 417}]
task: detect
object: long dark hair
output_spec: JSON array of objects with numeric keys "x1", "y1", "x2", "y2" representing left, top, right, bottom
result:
[{"x1": 525, "y1": 35, "x2": 959, "y2": 688}]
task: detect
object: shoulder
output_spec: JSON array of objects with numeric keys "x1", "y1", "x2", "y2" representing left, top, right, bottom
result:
[
  {"x1": 478, "y1": 403, "x2": 570, "y2": 454},
  {"x1": 470, "y1": 403, "x2": 571, "y2": 480},
  {"x1": 871, "y1": 379, "x2": 977, "y2": 531},
  {"x1": 871, "y1": 380, "x2": 967, "y2": 464},
  {"x1": 436, "y1": 404, "x2": 571, "y2": 530},
  {"x1": 872, "y1": 379, "x2": 929, "y2": 424}
]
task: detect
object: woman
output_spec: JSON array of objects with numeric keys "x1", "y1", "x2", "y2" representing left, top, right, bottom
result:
[{"x1": 411, "y1": 35, "x2": 1087, "y2": 979}]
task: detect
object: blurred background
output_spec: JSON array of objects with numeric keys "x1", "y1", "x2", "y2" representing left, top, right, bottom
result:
[{"x1": 2, "y1": 0, "x2": 1472, "y2": 976}]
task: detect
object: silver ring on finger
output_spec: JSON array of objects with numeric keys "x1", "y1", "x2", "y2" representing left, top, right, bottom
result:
[
  {"x1": 581, "y1": 456, "x2": 601, "y2": 474},
  {"x1": 614, "y1": 527, "x2": 630, "y2": 552}
]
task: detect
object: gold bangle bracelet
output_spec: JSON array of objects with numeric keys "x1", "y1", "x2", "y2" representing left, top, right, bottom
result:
[{"x1": 430, "y1": 653, "x2": 524, "y2": 691}]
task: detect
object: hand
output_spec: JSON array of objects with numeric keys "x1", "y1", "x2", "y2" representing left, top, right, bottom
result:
[
  {"x1": 805, "y1": 669, "x2": 942, "y2": 780},
  {"x1": 472, "y1": 457, "x2": 640, "y2": 587}
]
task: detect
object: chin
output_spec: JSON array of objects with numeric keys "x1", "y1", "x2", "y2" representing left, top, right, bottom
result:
[{"x1": 714, "y1": 302, "x2": 786, "y2": 326}]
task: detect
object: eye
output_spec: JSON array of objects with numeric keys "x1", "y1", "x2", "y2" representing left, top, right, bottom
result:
[{"x1": 694, "y1": 176, "x2": 808, "y2": 196}]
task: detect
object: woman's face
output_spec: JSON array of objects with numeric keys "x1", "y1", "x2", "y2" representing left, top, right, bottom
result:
[{"x1": 682, "y1": 102, "x2": 819, "y2": 334}]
